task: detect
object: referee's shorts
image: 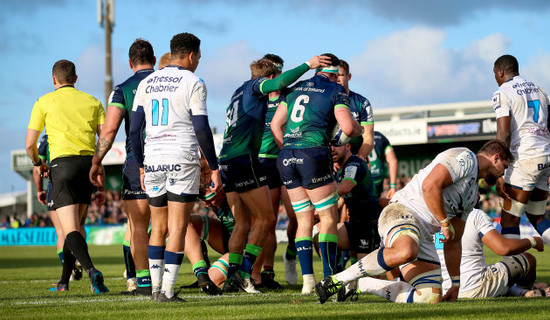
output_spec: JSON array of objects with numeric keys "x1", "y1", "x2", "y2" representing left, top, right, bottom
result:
[{"x1": 50, "y1": 156, "x2": 96, "y2": 210}]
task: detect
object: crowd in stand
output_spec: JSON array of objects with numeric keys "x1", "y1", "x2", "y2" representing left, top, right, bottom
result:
[{"x1": 1, "y1": 176, "x2": 528, "y2": 229}]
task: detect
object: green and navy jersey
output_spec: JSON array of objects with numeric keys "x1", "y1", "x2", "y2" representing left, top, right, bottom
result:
[
  {"x1": 214, "y1": 199, "x2": 235, "y2": 232},
  {"x1": 219, "y1": 77, "x2": 269, "y2": 161},
  {"x1": 258, "y1": 94, "x2": 286, "y2": 158},
  {"x1": 348, "y1": 90, "x2": 374, "y2": 150},
  {"x1": 107, "y1": 68, "x2": 154, "y2": 158},
  {"x1": 37, "y1": 134, "x2": 50, "y2": 165},
  {"x1": 368, "y1": 131, "x2": 391, "y2": 186},
  {"x1": 282, "y1": 74, "x2": 350, "y2": 149},
  {"x1": 348, "y1": 90, "x2": 374, "y2": 125},
  {"x1": 337, "y1": 155, "x2": 379, "y2": 219}
]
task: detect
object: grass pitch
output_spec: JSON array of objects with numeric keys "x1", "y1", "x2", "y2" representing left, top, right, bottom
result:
[{"x1": 1, "y1": 244, "x2": 550, "y2": 319}]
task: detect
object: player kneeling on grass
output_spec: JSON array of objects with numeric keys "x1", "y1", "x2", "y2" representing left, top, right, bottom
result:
[
  {"x1": 315, "y1": 140, "x2": 512, "y2": 304},
  {"x1": 458, "y1": 208, "x2": 548, "y2": 298},
  {"x1": 313, "y1": 141, "x2": 382, "y2": 301}
]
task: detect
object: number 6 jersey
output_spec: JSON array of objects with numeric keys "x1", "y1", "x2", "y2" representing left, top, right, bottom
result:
[{"x1": 281, "y1": 74, "x2": 349, "y2": 149}]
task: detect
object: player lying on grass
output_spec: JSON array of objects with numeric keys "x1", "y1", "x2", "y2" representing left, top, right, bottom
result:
[{"x1": 458, "y1": 208, "x2": 548, "y2": 298}]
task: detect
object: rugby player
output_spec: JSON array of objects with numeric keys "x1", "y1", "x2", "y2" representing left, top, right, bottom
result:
[
  {"x1": 26, "y1": 59, "x2": 108, "y2": 293},
  {"x1": 219, "y1": 54, "x2": 331, "y2": 293},
  {"x1": 251, "y1": 53, "x2": 296, "y2": 289},
  {"x1": 492, "y1": 54, "x2": 550, "y2": 246},
  {"x1": 368, "y1": 131, "x2": 398, "y2": 198},
  {"x1": 90, "y1": 39, "x2": 156, "y2": 295},
  {"x1": 130, "y1": 32, "x2": 220, "y2": 302},
  {"x1": 158, "y1": 52, "x2": 171, "y2": 69},
  {"x1": 185, "y1": 187, "x2": 235, "y2": 290},
  {"x1": 315, "y1": 140, "x2": 512, "y2": 304},
  {"x1": 271, "y1": 53, "x2": 363, "y2": 294},
  {"x1": 324, "y1": 141, "x2": 382, "y2": 301},
  {"x1": 337, "y1": 60, "x2": 374, "y2": 160},
  {"x1": 458, "y1": 208, "x2": 545, "y2": 298}
]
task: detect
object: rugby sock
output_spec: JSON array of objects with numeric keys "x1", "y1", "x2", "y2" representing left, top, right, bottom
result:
[
  {"x1": 136, "y1": 269, "x2": 151, "y2": 287},
  {"x1": 357, "y1": 277, "x2": 415, "y2": 303},
  {"x1": 161, "y1": 251, "x2": 184, "y2": 298},
  {"x1": 295, "y1": 237, "x2": 314, "y2": 275},
  {"x1": 262, "y1": 269, "x2": 275, "y2": 277},
  {"x1": 318, "y1": 233, "x2": 338, "y2": 277},
  {"x1": 193, "y1": 260, "x2": 209, "y2": 277},
  {"x1": 334, "y1": 248, "x2": 392, "y2": 283},
  {"x1": 240, "y1": 244, "x2": 262, "y2": 279},
  {"x1": 285, "y1": 247, "x2": 297, "y2": 261},
  {"x1": 57, "y1": 249, "x2": 64, "y2": 266},
  {"x1": 201, "y1": 240, "x2": 211, "y2": 267},
  {"x1": 148, "y1": 245, "x2": 165, "y2": 293},
  {"x1": 508, "y1": 284, "x2": 529, "y2": 297},
  {"x1": 227, "y1": 253, "x2": 243, "y2": 279},
  {"x1": 59, "y1": 242, "x2": 76, "y2": 285},
  {"x1": 501, "y1": 227, "x2": 521, "y2": 239},
  {"x1": 340, "y1": 250, "x2": 350, "y2": 270},
  {"x1": 65, "y1": 231, "x2": 94, "y2": 275},
  {"x1": 535, "y1": 219, "x2": 550, "y2": 246},
  {"x1": 123, "y1": 240, "x2": 136, "y2": 279}
]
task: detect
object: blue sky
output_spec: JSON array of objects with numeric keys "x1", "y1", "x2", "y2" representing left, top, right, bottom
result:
[{"x1": 2, "y1": 0, "x2": 550, "y2": 194}]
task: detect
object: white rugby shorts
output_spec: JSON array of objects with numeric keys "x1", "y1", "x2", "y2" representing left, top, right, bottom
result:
[
  {"x1": 459, "y1": 255, "x2": 529, "y2": 298},
  {"x1": 143, "y1": 157, "x2": 200, "y2": 198},
  {"x1": 378, "y1": 202, "x2": 439, "y2": 264},
  {"x1": 504, "y1": 155, "x2": 550, "y2": 191}
]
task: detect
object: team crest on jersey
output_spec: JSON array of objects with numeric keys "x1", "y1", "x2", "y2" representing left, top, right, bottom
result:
[
  {"x1": 344, "y1": 165, "x2": 357, "y2": 179},
  {"x1": 492, "y1": 93, "x2": 501, "y2": 110},
  {"x1": 306, "y1": 82, "x2": 314, "y2": 87}
]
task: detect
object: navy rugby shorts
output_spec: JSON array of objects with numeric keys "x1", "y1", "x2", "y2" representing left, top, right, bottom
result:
[{"x1": 277, "y1": 147, "x2": 334, "y2": 190}]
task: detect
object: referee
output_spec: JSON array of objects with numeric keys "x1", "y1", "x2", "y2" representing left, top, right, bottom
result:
[{"x1": 25, "y1": 59, "x2": 109, "y2": 294}]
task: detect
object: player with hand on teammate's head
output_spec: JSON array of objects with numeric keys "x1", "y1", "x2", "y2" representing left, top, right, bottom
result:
[
  {"x1": 271, "y1": 53, "x2": 362, "y2": 294},
  {"x1": 129, "y1": 32, "x2": 220, "y2": 303},
  {"x1": 218, "y1": 53, "x2": 331, "y2": 294},
  {"x1": 492, "y1": 54, "x2": 550, "y2": 247}
]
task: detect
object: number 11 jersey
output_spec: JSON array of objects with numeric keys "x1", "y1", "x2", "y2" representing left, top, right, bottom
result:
[{"x1": 132, "y1": 65, "x2": 208, "y2": 162}]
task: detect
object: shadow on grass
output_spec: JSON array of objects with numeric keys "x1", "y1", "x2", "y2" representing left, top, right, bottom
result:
[{"x1": 0, "y1": 256, "x2": 122, "y2": 269}]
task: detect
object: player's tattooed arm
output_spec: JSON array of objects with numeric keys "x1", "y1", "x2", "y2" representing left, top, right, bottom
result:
[{"x1": 93, "y1": 105, "x2": 125, "y2": 163}]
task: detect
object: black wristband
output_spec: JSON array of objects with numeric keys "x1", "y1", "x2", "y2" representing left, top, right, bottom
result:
[{"x1": 32, "y1": 159, "x2": 42, "y2": 167}]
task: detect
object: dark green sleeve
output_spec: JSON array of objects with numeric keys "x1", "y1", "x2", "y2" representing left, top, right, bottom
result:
[{"x1": 260, "y1": 63, "x2": 309, "y2": 94}]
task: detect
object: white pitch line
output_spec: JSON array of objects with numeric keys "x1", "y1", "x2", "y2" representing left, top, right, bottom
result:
[
  {"x1": 0, "y1": 277, "x2": 122, "y2": 284},
  {"x1": 4, "y1": 292, "x2": 302, "y2": 306}
]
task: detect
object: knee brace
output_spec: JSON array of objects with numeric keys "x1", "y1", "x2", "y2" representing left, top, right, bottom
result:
[
  {"x1": 408, "y1": 269, "x2": 443, "y2": 304},
  {"x1": 511, "y1": 253, "x2": 531, "y2": 279},
  {"x1": 386, "y1": 224, "x2": 421, "y2": 247},
  {"x1": 525, "y1": 200, "x2": 546, "y2": 216},
  {"x1": 292, "y1": 198, "x2": 314, "y2": 214},
  {"x1": 501, "y1": 198, "x2": 526, "y2": 217},
  {"x1": 312, "y1": 192, "x2": 339, "y2": 211}
]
